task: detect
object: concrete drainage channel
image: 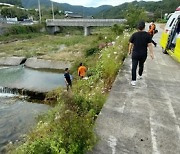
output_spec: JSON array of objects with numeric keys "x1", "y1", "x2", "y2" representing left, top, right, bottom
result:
[
  {"x1": 0, "y1": 56, "x2": 71, "y2": 70},
  {"x1": 0, "y1": 56, "x2": 71, "y2": 100},
  {"x1": 0, "y1": 86, "x2": 46, "y2": 100}
]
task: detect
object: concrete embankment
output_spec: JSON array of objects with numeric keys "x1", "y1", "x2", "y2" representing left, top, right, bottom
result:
[
  {"x1": 90, "y1": 24, "x2": 180, "y2": 154},
  {"x1": 25, "y1": 57, "x2": 71, "y2": 70},
  {"x1": 0, "y1": 56, "x2": 71, "y2": 70},
  {"x1": 0, "y1": 57, "x2": 26, "y2": 66}
]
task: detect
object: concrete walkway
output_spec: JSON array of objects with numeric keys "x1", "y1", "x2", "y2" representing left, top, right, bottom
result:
[{"x1": 91, "y1": 25, "x2": 180, "y2": 154}]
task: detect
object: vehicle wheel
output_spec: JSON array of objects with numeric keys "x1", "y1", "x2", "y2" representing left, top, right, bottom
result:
[{"x1": 162, "y1": 48, "x2": 168, "y2": 54}]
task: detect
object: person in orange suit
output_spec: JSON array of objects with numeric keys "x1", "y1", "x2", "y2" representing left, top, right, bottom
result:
[
  {"x1": 78, "y1": 63, "x2": 87, "y2": 78},
  {"x1": 148, "y1": 21, "x2": 157, "y2": 47}
]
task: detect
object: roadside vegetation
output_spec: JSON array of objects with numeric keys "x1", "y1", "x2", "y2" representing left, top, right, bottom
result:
[{"x1": 3, "y1": 24, "x2": 129, "y2": 153}]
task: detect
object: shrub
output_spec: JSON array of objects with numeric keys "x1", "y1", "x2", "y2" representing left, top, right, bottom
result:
[
  {"x1": 125, "y1": 5, "x2": 147, "y2": 28},
  {"x1": 85, "y1": 47, "x2": 99, "y2": 57},
  {"x1": 5, "y1": 24, "x2": 44, "y2": 35},
  {"x1": 156, "y1": 19, "x2": 167, "y2": 23},
  {"x1": 16, "y1": 104, "x2": 96, "y2": 154},
  {"x1": 111, "y1": 24, "x2": 125, "y2": 35}
]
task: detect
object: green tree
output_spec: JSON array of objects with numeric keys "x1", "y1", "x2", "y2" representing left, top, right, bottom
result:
[
  {"x1": 125, "y1": 5, "x2": 147, "y2": 28},
  {"x1": 1, "y1": 7, "x2": 28, "y2": 21}
]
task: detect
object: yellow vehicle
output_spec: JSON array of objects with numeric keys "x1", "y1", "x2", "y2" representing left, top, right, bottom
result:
[{"x1": 160, "y1": 6, "x2": 180, "y2": 62}]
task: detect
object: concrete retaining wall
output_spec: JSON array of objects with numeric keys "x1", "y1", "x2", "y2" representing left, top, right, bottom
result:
[
  {"x1": 25, "y1": 57, "x2": 71, "y2": 70},
  {"x1": 0, "y1": 57, "x2": 26, "y2": 66}
]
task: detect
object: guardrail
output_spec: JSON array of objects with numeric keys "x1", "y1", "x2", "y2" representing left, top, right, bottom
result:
[{"x1": 46, "y1": 19, "x2": 127, "y2": 27}]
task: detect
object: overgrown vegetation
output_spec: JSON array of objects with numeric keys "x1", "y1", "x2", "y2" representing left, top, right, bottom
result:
[
  {"x1": 8, "y1": 26, "x2": 129, "y2": 154},
  {"x1": 5, "y1": 24, "x2": 44, "y2": 35}
]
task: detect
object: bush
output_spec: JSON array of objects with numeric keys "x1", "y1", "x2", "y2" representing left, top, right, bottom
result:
[
  {"x1": 111, "y1": 24, "x2": 125, "y2": 35},
  {"x1": 5, "y1": 24, "x2": 44, "y2": 35},
  {"x1": 125, "y1": 5, "x2": 147, "y2": 28},
  {"x1": 85, "y1": 47, "x2": 99, "y2": 57},
  {"x1": 16, "y1": 103, "x2": 96, "y2": 154},
  {"x1": 156, "y1": 19, "x2": 167, "y2": 23}
]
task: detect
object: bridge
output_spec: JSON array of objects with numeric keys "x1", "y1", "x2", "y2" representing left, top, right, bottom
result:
[{"x1": 46, "y1": 19, "x2": 126, "y2": 36}]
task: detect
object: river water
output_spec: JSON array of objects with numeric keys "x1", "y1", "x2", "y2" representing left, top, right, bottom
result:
[
  {"x1": 0, "y1": 66, "x2": 65, "y2": 92},
  {"x1": 0, "y1": 66, "x2": 65, "y2": 152},
  {"x1": 0, "y1": 95, "x2": 50, "y2": 152}
]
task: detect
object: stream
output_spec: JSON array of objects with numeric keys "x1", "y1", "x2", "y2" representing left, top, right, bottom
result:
[{"x1": 0, "y1": 66, "x2": 65, "y2": 152}]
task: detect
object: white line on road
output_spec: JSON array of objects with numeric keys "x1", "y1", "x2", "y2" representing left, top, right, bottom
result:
[
  {"x1": 108, "y1": 135, "x2": 117, "y2": 154},
  {"x1": 150, "y1": 113, "x2": 160, "y2": 154}
]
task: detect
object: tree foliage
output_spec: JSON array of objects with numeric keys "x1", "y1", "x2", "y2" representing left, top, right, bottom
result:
[
  {"x1": 95, "y1": 0, "x2": 180, "y2": 20},
  {"x1": 1, "y1": 7, "x2": 28, "y2": 21},
  {"x1": 125, "y1": 5, "x2": 147, "y2": 28}
]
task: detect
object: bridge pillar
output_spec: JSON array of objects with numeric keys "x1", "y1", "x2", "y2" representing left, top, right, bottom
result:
[
  {"x1": 84, "y1": 26, "x2": 91, "y2": 36},
  {"x1": 46, "y1": 26, "x2": 60, "y2": 34}
]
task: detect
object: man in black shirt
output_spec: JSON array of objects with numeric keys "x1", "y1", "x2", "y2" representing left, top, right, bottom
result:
[
  {"x1": 129, "y1": 21, "x2": 154, "y2": 86},
  {"x1": 64, "y1": 68, "x2": 72, "y2": 91}
]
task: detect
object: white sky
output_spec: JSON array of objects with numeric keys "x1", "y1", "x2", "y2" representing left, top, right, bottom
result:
[{"x1": 52, "y1": 0, "x2": 160, "y2": 7}]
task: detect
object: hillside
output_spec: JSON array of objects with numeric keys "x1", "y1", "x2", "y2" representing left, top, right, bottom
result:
[
  {"x1": 95, "y1": 0, "x2": 180, "y2": 19},
  {"x1": 21, "y1": 0, "x2": 113, "y2": 16}
]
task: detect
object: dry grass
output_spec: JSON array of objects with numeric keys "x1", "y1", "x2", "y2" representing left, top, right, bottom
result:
[{"x1": 0, "y1": 34, "x2": 96, "y2": 61}]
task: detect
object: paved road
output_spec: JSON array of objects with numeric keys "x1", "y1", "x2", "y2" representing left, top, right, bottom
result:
[{"x1": 90, "y1": 25, "x2": 180, "y2": 154}]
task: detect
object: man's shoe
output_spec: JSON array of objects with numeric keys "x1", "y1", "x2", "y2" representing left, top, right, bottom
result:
[
  {"x1": 137, "y1": 75, "x2": 143, "y2": 80},
  {"x1": 131, "y1": 81, "x2": 136, "y2": 86}
]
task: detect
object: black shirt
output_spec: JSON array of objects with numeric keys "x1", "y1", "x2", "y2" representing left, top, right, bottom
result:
[
  {"x1": 64, "y1": 72, "x2": 71, "y2": 84},
  {"x1": 129, "y1": 31, "x2": 152, "y2": 58}
]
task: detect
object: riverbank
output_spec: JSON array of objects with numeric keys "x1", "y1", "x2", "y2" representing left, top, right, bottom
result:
[
  {"x1": 7, "y1": 29, "x2": 129, "y2": 153},
  {"x1": 0, "y1": 25, "x2": 129, "y2": 153}
]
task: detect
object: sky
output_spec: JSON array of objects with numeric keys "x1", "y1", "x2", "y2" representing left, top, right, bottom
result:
[{"x1": 52, "y1": 0, "x2": 160, "y2": 7}]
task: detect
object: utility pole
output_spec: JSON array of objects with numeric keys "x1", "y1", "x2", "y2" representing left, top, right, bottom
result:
[
  {"x1": 51, "y1": 1, "x2": 55, "y2": 20},
  {"x1": 38, "y1": 0, "x2": 42, "y2": 23}
]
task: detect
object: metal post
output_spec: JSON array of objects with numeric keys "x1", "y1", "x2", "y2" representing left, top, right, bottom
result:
[{"x1": 38, "y1": 0, "x2": 42, "y2": 23}]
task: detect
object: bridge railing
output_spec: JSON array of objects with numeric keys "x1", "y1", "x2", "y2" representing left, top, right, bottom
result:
[{"x1": 46, "y1": 19, "x2": 127, "y2": 27}]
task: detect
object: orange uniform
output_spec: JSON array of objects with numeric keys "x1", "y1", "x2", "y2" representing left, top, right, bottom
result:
[
  {"x1": 78, "y1": 66, "x2": 87, "y2": 78},
  {"x1": 148, "y1": 24, "x2": 156, "y2": 36}
]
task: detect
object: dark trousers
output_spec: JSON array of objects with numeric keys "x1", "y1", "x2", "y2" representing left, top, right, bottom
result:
[
  {"x1": 132, "y1": 56, "x2": 147, "y2": 81},
  {"x1": 152, "y1": 39, "x2": 156, "y2": 46},
  {"x1": 151, "y1": 35, "x2": 156, "y2": 46},
  {"x1": 66, "y1": 81, "x2": 72, "y2": 91}
]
